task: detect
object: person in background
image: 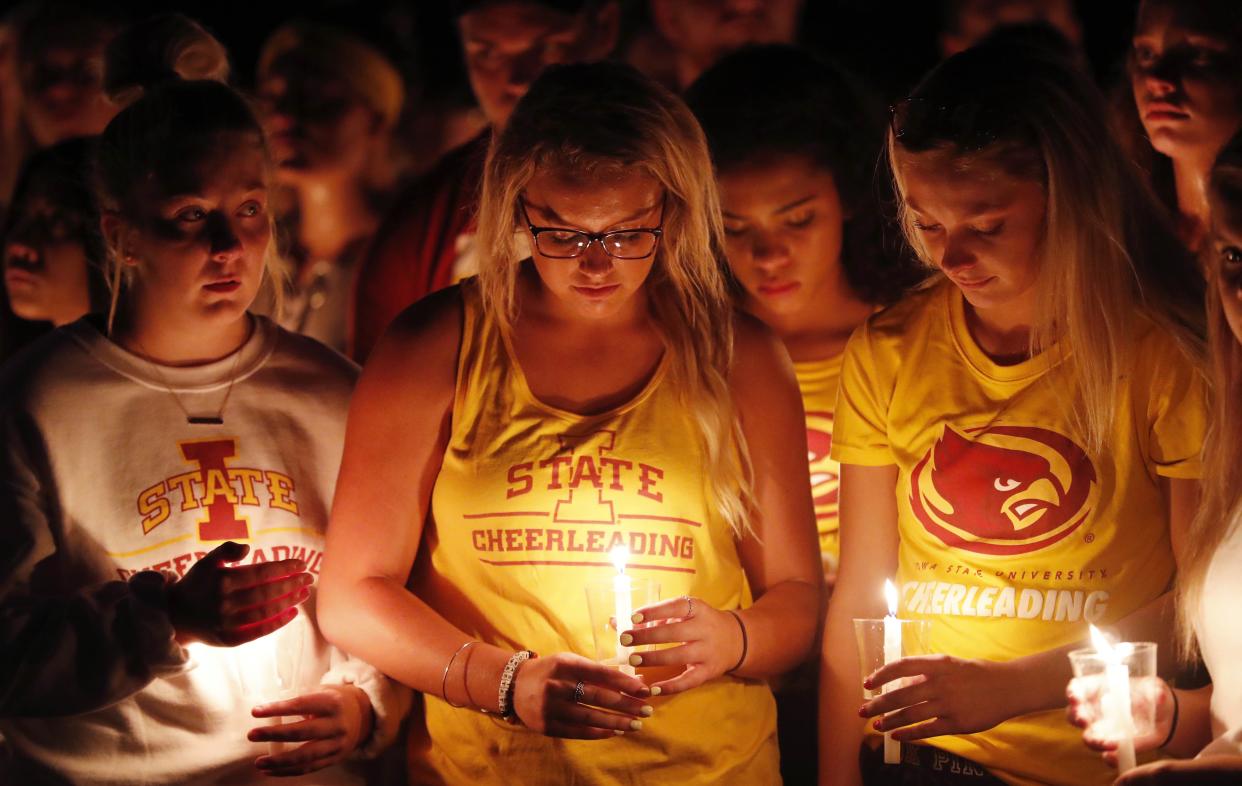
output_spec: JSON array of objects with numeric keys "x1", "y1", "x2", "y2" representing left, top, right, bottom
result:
[
  {"x1": 255, "y1": 18, "x2": 407, "y2": 355},
  {"x1": 687, "y1": 43, "x2": 924, "y2": 785},
  {"x1": 820, "y1": 40, "x2": 1205, "y2": 786},
  {"x1": 319, "y1": 61, "x2": 820, "y2": 784},
  {"x1": 1118, "y1": 0, "x2": 1242, "y2": 255},
  {"x1": 1, "y1": 138, "x2": 108, "y2": 360},
  {"x1": 688, "y1": 44, "x2": 923, "y2": 589},
  {"x1": 349, "y1": 0, "x2": 618, "y2": 361},
  {"x1": 10, "y1": 1, "x2": 120, "y2": 150},
  {"x1": 938, "y1": 0, "x2": 1081, "y2": 58},
  {"x1": 1067, "y1": 130, "x2": 1242, "y2": 786},
  {"x1": 625, "y1": 0, "x2": 803, "y2": 93},
  {"x1": 0, "y1": 18, "x2": 406, "y2": 785}
]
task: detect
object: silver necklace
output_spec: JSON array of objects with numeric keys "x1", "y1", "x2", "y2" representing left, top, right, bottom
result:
[{"x1": 132, "y1": 320, "x2": 253, "y2": 426}]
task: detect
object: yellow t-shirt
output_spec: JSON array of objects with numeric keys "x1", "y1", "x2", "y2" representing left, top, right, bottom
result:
[
  {"x1": 831, "y1": 281, "x2": 1206, "y2": 786},
  {"x1": 408, "y1": 281, "x2": 779, "y2": 785},
  {"x1": 794, "y1": 354, "x2": 844, "y2": 575}
]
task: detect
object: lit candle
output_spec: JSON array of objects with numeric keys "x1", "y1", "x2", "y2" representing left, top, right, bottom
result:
[
  {"x1": 883, "y1": 579, "x2": 901, "y2": 765},
  {"x1": 611, "y1": 546, "x2": 634, "y2": 675},
  {"x1": 1089, "y1": 625, "x2": 1136, "y2": 773}
]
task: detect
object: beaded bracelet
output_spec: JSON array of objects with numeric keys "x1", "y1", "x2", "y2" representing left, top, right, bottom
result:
[
  {"x1": 725, "y1": 610, "x2": 749, "y2": 674},
  {"x1": 1158, "y1": 687, "x2": 1180, "y2": 749},
  {"x1": 498, "y1": 650, "x2": 536, "y2": 720}
]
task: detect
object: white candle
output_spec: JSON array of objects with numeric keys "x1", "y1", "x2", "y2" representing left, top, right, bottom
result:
[
  {"x1": 883, "y1": 579, "x2": 902, "y2": 765},
  {"x1": 1090, "y1": 625, "x2": 1136, "y2": 773},
  {"x1": 611, "y1": 546, "x2": 633, "y2": 673}
]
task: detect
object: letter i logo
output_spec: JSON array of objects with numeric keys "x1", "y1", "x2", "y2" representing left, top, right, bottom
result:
[{"x1": 180, "y1": 438, "x2": 249, "y2": 541}]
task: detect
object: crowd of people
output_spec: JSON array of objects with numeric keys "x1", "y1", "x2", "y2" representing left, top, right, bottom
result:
[{"x1": 0, "y1": 1, "x2": 1239, "y2": 785}]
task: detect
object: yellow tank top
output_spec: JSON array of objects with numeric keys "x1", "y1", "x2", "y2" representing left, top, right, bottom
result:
[
  {"x1": 794, "y1": 353, "x2": 844, "y2": 575},
  {"x1": 408, "y1": 281, "x2": 780, "y2": 785}
]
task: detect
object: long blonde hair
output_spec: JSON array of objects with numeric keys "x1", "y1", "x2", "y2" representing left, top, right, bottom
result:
[
  {"x1": 1178, "y1": 136, "x2": 1242, "y2": 660},
  {"x1": 475, "y1": 61, "x2": 755, "y2": 537},
  {"x1": 887, "y1": 40, "x2": 1205, "y2": 457}
]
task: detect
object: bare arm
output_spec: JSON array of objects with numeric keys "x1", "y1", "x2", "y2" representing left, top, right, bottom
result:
[
  {"x1": 728, "y1": 316, "x2": 823, "y2": 679},
  {"x1": 819, "y1": 463, "x2": 900, "y2": 786},
  {"x1": 318, "y1": 288, "x2": 647, "y2": 737}
]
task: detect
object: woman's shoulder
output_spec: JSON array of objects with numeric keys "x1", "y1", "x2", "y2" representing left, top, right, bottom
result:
[
  {"x1": 263, "y1": 317, "x2": 360, "y2": 384},
  {"x1": 837, "y1": 278, "x2": 946, "y2": 365},
  {"x1": 357, "y1": 283, "x2": 465, "y2": 402},
  {"x1": 864, "y1": 277, "x2": 945, "y2": 337}
]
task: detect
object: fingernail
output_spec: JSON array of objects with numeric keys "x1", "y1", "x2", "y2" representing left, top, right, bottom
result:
[
  {"x1": 629, "y1": 719, "x2": 643, "y2": 731},
  {"x1": 614, "y1": 729, "x2": 626, "y2": 736},
  {"x1": 619, "y1": 633, "x2": 633, "y2": 646},
  {"x1": 858, "y1": 705, "x2": 868, "y2": 717},
  {"x1": 629, "y1": 654, "x2": 643, "y2": 667},
  {"x1": 873, "y1": 719, "x2": 884, "y2": 731},
  {"x1": 631, "y1": 613, "x2": 644, "y2": 624},
  {"x1": 863, "y1": 678, "x2": 874, "y2": 690},
  {"x1": 650, "y1": 686, "x2": 662, "y2": 696},
  {"x1": 641, "y1": 705, "x2": 654, "y2": 717}
]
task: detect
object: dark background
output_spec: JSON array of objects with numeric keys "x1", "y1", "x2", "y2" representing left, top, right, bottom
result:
[{"x1": 2, "y1": 0, "x2": 1144, "y2": 109}]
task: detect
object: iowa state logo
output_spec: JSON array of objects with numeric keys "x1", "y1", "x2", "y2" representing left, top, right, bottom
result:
[
  {"x1": 806, "y1": 411, "x2": 839, "y2": 523},
  {"x1": 909, "y1": 425, "x2": 1098, "y2": 555}
]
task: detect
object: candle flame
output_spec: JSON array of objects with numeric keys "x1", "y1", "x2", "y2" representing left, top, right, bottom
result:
[
  {"x1": 884, "y1": 579, "x2": 898, "y2": 617},
  {"x1": 1089, "y1": 624, "x2": 1116, "y2": 659},
  {"x1": 609, "y1": 545, "x2": 628, "y2": 574}
]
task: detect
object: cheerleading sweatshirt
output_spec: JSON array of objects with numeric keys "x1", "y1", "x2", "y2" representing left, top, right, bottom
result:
[{"x1": 0, "y1": 315, "x2": 408, "y2": 785}]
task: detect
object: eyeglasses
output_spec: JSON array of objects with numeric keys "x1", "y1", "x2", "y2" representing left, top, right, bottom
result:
[{"x1": 520, "y1": 198, "x2": 664, "y2": 260}]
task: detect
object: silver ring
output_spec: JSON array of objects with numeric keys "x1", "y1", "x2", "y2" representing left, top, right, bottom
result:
[
  {"x1": 684, "y1": 595, "x2": 695, "y2": 619},
  {"x1": 572, "y1": 680, "x2": 585, "y2": 703}
]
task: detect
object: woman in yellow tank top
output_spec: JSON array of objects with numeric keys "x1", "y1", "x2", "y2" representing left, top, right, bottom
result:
[{"x1": 318, "y1": 62, "x2": 821, "y2": 784}]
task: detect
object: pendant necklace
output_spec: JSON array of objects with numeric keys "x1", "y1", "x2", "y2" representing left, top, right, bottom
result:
[{"x1": 132, "y1": 320, "x2": 252, "y2": 426}]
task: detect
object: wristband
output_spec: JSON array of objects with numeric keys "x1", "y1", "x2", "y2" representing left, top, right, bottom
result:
[
  {"x1": 1158, "y1": 687, "x2": 1180, "y2": 749},
  {"x1": 725, "y1": 610, "x2": 748, "y2": 674},
  {"x1": 498, "y1": 650, "x2": 535, "y2": 720}
]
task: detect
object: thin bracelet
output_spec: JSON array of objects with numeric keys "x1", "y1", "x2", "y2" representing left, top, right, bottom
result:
[
  {"x1": 1158, "y1": 687, "x2": 1180, "y2": 749},
  {"x1": 440, "y1": 641, "x2": 476, "y2": 708},
  {"x1": 725, "y1": 610, "x2": 749, "y2": 674}
]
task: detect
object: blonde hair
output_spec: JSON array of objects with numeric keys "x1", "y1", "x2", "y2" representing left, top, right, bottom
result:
[
  {"x1": 888, "y1": 41, "x2": 1205, "y2": 457},
  {"x1": 94, "y1": 15, "x2": 284, "y2": 331},
  {"x1": 1178, "y1": 135, "x2": 1242, "y2": 660},
  {"x1": 475, "y1": 61, "x2": 755, "y2": 537}
]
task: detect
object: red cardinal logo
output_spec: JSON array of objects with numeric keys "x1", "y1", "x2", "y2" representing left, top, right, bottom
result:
[
  {"x1": 806, "y1": 411, "x2": 839, "y2": 523},
  {"x1": 910, "y1": 425, "x2": 1097, "y2": 555}
]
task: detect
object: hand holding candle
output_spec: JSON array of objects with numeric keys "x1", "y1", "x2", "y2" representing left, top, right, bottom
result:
[{"x1": 1066, "y1": 628, "x2": 1159, "y2": 774}]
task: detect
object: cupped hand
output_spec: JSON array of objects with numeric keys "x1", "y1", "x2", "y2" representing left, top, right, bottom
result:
[
  {"x1": 621, "y1": 595, "x2": 745, "y2": 697},
  {"x1": 512, "y1": 652, "x2": 652, "y2": 739},
  {"x1": 248, "y1": 684, "x2": 372, "y2": 777},
  {"x1": 1067, "y1": 675, "x2": 1172, "y2": 765},
  {"x1": 167, "y1": 541, "x2": 311, "y2": 646},
  {"x1": 859, "y1": 655, "x2": 1015, "y2": 741}
]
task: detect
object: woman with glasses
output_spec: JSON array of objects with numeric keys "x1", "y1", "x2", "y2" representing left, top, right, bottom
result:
[
  {"x1": 317, "y1": 61, "x2": 821, "y2": 785},
  {"x1": 819, "y1": 41, "x2": 1206, "y2": 786}
]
